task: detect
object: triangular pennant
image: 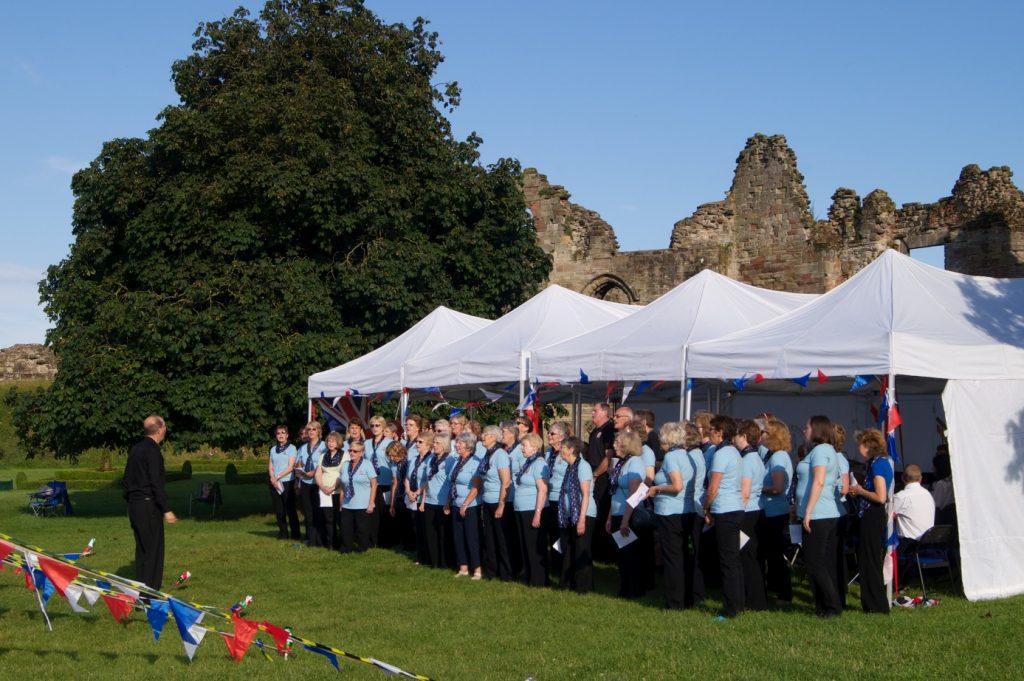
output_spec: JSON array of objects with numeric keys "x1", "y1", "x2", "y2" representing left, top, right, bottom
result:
[
  {"x1": 34, "y1": 570, "x2": 56, "y2": 604},
  {"x1": 887, "y1": 403, "x2": 903, "y2": 432},
  {"x1": 732, "y1": 376, "x2": 749, "y2": 391},
  {"x1": 224, "y1": 613, "x2": 259, "y2": 662},
  {"x1": 304, "y1": 644, "x2": 340, "y2": 670},
  {"x1": 449, "y1": 407, "x2": 464, "y2": 418},
  {"x1": 633, "y1": 380, "x2": 653, "y2": 397},
  {"x1": 604, "y1": 380, "x2": 617, "y2": 402},
  {"x1": 146, "y1": 599, "x2": 170, "y2": 641},
  {"x1": 620, "y1": 381, "x2": 635, "y2": 404},
  {"x1": 261, "y1": 621, "x2": 291, "y2": 655},
  {"x1": 101, "y1": 593, "x2": 135, "y2": 623},
  {"x1": 183, "y1": 619, "x2": 207, "y2": 662},
  {"x1": 792, "y1": 372, "x2": 811, "y2": 388},
  {"x1": 850, "y1": 375, "x2": 870, "y2": 391},
  {"x1": 0, "y1": 539, "x2": 14, "y2": 563},
  {"x1": 64, "y1": 583, "x2": 89, "y2": 613},
  {"x1": 169, "y1": 598, "x2": 203, "y2": 645},
  {"x1": 579, "y1": 369, "x2": 590, "y2": 385},
  {"x1": 651, "y1": 380, "x2": 665, "y2": 391},
  {"x1": 37, "y1": 556, "x2": 78, "y2": 597},
  {"x1": 82, "y1": 585, "x2": 101, "y2": 606},
  {"x1": 753, "y1": 373, "x2": 765, "y2": 384},
  {"x1": 817, "y1": 369, "x2": 828, "y2": 384},
  {"x1": 479, "y1": 388, "x2": 503, "y2": 403}
]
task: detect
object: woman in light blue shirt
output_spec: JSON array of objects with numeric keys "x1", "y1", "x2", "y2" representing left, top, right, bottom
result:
[
  {"x1": 683, "y1": 423, "x2": 707, "y2": 606},
  {"x1": 365, "y1": 415, "x2": 394, "y2": 549},
  {"x1": 295, "y1": 421, "x2": 328, "y2": 546},
  {"x1": 419, "y1": 433, "x2": 455, "y2": 569},
  {"x1": 268, "y1": 425, "x2": 300, "y2": 540},
  {"x1": 337, "y1": 440, "x2": 377, "y2": 553},
  {"x1": 406, "y1": 432, "x2": 433, "y2": 565},
  {"x1": 646, "y1": 421, "x2": 689, "y2": 609},
  {"x1": 735, "y1": 419, "x2": 767, "y2": 611},
  {"x1": 702, "y1": 415, "x2": 744, "y2": 618},
  {"x1": 315, "y1": 431, "x2": 345, "y2": 551},
  {"x1": 478, "y1": 425, "x2": 513, "y2": 581},
  {"x1": 544, "y1": 421, "x2": 571, "y2": 578},
  {"x1": 797, "y1": 415, "x2": 843, "y2": 618},
  {"x1": 446, "y1": 432, "x2": 484, "y2": 579},
  {"x1": 513, "y1": 432, "x2": 549, "y2": 587},
  {"x1": 556, "y1": 436, "x2": 596, "y2": 593},
  {"x1": 606, "y1": 430, "x2": 647, "y2": 599},
  {"x1": 758, "y1": 418, "x2": 794, "y2": 603}
]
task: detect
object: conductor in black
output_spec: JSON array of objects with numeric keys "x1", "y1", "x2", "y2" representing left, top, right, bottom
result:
[{"x1": 123, "y1": 415, "x2": 177, "y2": 589}]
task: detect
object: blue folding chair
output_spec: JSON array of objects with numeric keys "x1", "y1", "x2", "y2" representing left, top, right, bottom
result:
[{"x1": 27, "y1": 481, "x2": 73, "y2": 517}]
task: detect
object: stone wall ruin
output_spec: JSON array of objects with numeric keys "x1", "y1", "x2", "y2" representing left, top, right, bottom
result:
[{"x1": 525, "y1": 134, "x2": 1024, "y2": 302}]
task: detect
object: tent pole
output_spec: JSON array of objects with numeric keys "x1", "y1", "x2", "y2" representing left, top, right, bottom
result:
[
  {"x1": 679, "y1": 345, "x2": 687, "y2": 421},
  {"x1": 519, "y1": 352, "x2": 526, "y2": 413},
  {"x1": 399, "y1": 365, "x2": 409, "y2": 421}
]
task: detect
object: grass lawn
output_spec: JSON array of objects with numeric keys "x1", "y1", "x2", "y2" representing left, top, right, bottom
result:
[{"x1": 1, "y1": 473, "x2": 1021, "y2": 681}]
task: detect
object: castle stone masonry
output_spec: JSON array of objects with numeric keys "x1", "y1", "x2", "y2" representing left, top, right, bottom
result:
[{"x1": 525, "y1": 134, "x2": 1024, "y2": 303}]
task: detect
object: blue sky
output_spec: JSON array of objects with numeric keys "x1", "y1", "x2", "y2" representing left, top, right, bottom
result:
[{"x1": 2, "y1": 1, "x2": 1021, "y2": 348}]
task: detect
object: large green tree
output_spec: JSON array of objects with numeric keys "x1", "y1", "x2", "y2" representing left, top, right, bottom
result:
[{"x1": 25, "y1": 0, "x2": 550, "y2": 454}]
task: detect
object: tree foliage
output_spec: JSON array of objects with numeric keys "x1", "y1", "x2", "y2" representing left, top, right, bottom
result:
[{"x1": 26, "y1": 0, "x2": 551, "y2": 454}]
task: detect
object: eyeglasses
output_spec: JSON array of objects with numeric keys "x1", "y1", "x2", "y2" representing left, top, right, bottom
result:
[{"x1": 614, "y1": 414, "x2": 629, "y2": 419}]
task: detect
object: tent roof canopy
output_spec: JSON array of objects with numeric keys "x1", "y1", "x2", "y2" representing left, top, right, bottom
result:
[
  {"x1": 530, "y1": 268, "x2": 816, "y2": 384},
  {"x1": 307, "y1": 306, "x2": 491, "y2": 398},
  {"x1": 685, "y1": 249, "x2": 1024, "y2": 381},
  {"x1": 402, "y1": 284, "x2": 638, "y2": 396}
]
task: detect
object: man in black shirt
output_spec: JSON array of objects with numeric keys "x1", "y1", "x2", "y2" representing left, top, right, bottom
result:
[
  {"x1": 122, "y1": 415, "x2": 176, "y2": 589},
  {"x1": 587, "y1": 403, "x2": 615, "y2": 561}
]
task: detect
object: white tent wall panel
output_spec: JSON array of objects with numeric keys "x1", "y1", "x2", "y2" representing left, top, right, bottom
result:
[{"x1": 943, "y1": 379, "x2": 1024, "y2": 601}]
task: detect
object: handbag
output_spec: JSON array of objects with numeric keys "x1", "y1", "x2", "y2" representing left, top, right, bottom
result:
[{"x1": 629, "y1": 499, "x2": 656, "y2": 532}]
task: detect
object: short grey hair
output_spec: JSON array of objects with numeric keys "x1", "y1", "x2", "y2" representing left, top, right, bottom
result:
[
  {"x1": 482, "y1": 425, "x2": 502, "y2": 441},
  {"x1": 456, "y1": 431, "x2": 479, "y2": 451},
  {"x1": 433, "y1": 433, "x2": 452, "y2": 452},
  {"x1": 659, "y1": 421, "x2": 687, "y2": 450},
  {"x1": 499, "y1": 420, "x2": 518, "y2": 436}
]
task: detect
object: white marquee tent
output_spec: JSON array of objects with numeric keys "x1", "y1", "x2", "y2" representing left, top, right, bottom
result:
[
  {"x1": 402, "y1": 284, "x2": 638, "y2": 401},
  {"x1": 530, "y1": 269, "x2": 816, "y2": 407},
  {"x1": 686, "y1": 249, "x2": 1024, "y2": 601},
  {"x1": 307, "y1": 306, "x2": 491, "y2": 399}
]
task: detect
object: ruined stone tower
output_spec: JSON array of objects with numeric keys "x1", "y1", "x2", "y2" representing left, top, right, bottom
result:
[{"x1": 524, "y1": 134, "x2": 1024, "y2": 301}]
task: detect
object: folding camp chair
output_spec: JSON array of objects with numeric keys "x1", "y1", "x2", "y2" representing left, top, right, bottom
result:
[
  {"x1": 901, "y1": 524, "x2": 958, "y2": 599},
  {"x1": 28, "y1": 481, "x2": 72, "y2": 517},
  {"x1": 188, "y1": 481, "x2": 222, "y2": 516}
]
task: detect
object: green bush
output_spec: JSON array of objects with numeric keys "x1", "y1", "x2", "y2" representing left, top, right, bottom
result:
[
  {"x1": 54, "y1": 470, "x2": 122, "y2": 481},
  {"x1": 225, "y1": 463, "x2": 239, "y2": 484},
  {"x1": 181, "y1": 461, "x2": 192, "y2": 479}
]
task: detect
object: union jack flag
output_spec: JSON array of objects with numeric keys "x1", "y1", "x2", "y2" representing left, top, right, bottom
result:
[{"x1": 315, "y1": 395, "x2": 370, "y2": 433}]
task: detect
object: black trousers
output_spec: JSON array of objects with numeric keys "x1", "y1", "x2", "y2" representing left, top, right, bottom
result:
[
  {"x1": 368, "y1": 485, "x2": 394, "y2": 548},
  {"x1": 299, "y1": 483, "x2": 325, "y2": 546},
  {"x1": 481, "y1": 502, "x2": 514, "y2": 581},
  {"x1": 543, "y1": 501, "x2": 560, "y2": 581},
  {"x1": 320, "y1": 495, "x2": 340, "y2": 550},
  {"x1": 714, "y1": 511, "x2": 745, "y2": 617},
  {"x1": 836, "y1": 513, "x2": 850, "y2": 608},
  {"x1": 741, "y1": 510, "x2": 767, "y2": 610},
  {"x1": 758, "y1": 512, "x2": 792, "y2": 601},
  {"x1": 339, "y1": 506, "x2": 371, "y2": 553},
  {"x1": 423, "y1": 504, "x2": 448, "y2": 568},
  {"x1": 452, "y1": 506, "x2": 482, "y2": 570},
  {"x1": 558, "y1": 516, "x2": 595, "y2": 593},
  {"x1": 804, "y1": 517, "x2": 842, "y2": 617},
  {"x1": 270, "y1": 482, "x2": 301, "y2": 539},
  {"x1": 612, "y1": 514, "x2": 644, "y2": 599},
  {"x1": 683, "y1": 512, "x2": 705, "y2": 606},
  {"x1": 412, "y1": 506, "x2": 430, "y2": 564},
  {"x1": 517, "y1": 510, "x2": 547, "y2": 586},
  {"x1": 592, "y1": 476, "x2": 614, "y2": 563},
  {"x1": 128, "y1": 498, "x2": 164, "y2": 590},
  {"x1": 858, "y1": 504, "x2": 890, "y2": 613},
  {"x1": 657, "y1": 513, "x2": 687, "y2": 609}
]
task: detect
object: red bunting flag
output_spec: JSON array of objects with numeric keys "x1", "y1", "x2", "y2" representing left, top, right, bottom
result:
[
  {"x1": 753, "y1": 374, "x2": 765, "y2": 384},
  {"x1": 604, "y1": 381, "x2": 617, "y2": 402},
  {"x1": 817, "y1": 369, "x2": 828, "y2": 384},
  {"x1": 0, "y1": 539, "x2": 14, "y2": 563},
  {"x1": 887, "y1": 403, "x2": 903, "y2": 432},
  {"x1": 223, "y1": 613, "x2": 259, "y2": 662},
  {"x1": 37, "y1": 556, "x2": 79, "y2": 598},
  {"x1": 101, "y1": 593, "x2": 136, "y2": 623},
  {"x1": 261, "y1": 621, "x2": 291, "y2": 655}
]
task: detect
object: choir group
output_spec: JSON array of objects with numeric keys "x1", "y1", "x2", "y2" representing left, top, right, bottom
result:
[{"x1": 266, "y1": 404, "x2": 895, "y2": 618}]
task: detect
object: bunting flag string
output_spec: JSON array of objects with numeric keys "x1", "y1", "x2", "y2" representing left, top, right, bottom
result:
[{"x1": 0, "y1": 531, "x2": 435, "y2": 680}]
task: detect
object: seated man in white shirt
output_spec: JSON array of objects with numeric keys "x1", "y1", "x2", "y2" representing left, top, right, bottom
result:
[{"x1": 892, "y1": 464, "x2": 935, "y2": 549}]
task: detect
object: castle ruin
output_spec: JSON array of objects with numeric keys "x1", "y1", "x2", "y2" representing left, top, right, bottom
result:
[{"x1": 525, "y1": 134, "x2": 1024, "y2": 302}]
